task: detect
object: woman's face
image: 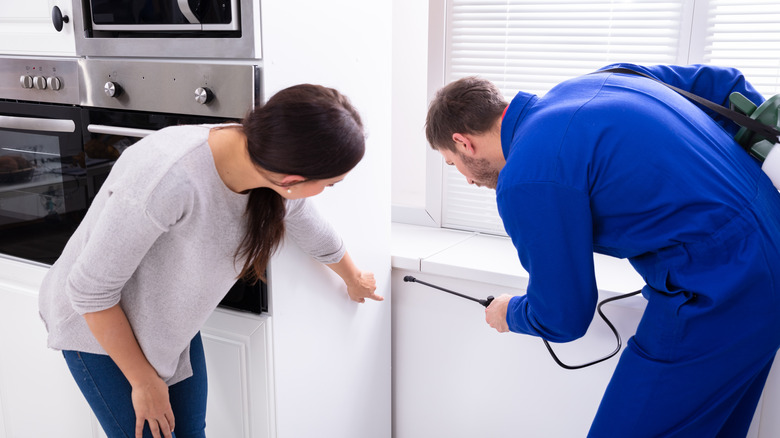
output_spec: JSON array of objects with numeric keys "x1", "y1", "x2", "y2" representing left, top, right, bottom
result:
[{"x1": 280, "y1": 173, "x2": 349, "y2": 199}]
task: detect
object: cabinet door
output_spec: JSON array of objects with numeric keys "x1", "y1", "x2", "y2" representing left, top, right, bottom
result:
[
  {"x1": 757, "y1": 357, "x2": 780, "y2": 437},
  {"x1": 201, "y1": 309, "x2": 275, "y2": 438},
  {"x1": 0, "y1": 0, "x2": 76, "y2": 56},
  {"x1": 0, "y1": 284, "x2": 96, "y2": 437}
]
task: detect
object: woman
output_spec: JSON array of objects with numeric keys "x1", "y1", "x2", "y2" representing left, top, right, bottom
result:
[{"x1": 38, "y1": 84, "x2": 382, "y2": 438}]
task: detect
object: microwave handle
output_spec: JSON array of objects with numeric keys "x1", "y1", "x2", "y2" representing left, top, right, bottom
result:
[
  {"x1": 87, "y1": 124, "x2": 156, "y2": 138},
  {"x1": 0, "y1": 115, "x2": 76, "y2": 133}
]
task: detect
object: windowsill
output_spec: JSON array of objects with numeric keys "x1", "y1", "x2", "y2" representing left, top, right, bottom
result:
[{"x1": 392, "y1": 222, "x2": 647, "y2": 303}]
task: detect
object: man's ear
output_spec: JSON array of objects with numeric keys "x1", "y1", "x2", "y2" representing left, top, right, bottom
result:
[{"x1": 451, "y1": 133, "x2": 476, "y2": 155}]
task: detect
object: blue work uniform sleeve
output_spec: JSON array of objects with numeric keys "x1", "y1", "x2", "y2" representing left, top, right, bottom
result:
[
  {"x1": 497, "y1": 181, "x2": 598, "y2": 342},
  {"x1": 601, "y1": 63, "x2": 765, "y2": 136}
]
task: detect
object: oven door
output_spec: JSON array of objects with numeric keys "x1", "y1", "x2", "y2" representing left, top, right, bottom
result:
[
  {"x1": 0, "y1": 101, "x2": 88, "y2": 265},
  {"x1": 81, "y1": 108, "x2": 267, "y2": 314},
  {"x1": 88, "y1": 0, "x2": 239, "y2": 31}
]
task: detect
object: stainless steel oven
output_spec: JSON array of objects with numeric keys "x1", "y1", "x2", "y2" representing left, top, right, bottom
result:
[
  {"x1": 0, "y1": 55, "x2": 266, "y2": 313},
  {"x1": 0, "y1": 101, "x2": 86, "y2": 264},
  {"x1": 72, "y1": 0, "x2": 261, "y2": 59}
]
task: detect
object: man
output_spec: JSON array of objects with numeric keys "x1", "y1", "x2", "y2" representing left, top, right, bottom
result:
[{"x1": 425, "y1": 63, "x2": 780, "y2": 437}]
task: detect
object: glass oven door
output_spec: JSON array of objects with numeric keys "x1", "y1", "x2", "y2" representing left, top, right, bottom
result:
[
  {"x1": 80, "y1": 107, "x2": 267, "y2": 314},
  {"x1": 0, "y1": 102, "x2": 87, "y2": 265}
]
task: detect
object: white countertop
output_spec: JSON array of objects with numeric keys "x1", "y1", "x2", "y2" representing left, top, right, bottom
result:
[
  {"x1": 4, "y1": 222, "x2": 647, "y2": 299},
  {"x1": 0, "y1": 255, "x2": 49, "y2": 295},
  {"x1": 392, "y1": 222, "x2": 646, "y2": 295}
]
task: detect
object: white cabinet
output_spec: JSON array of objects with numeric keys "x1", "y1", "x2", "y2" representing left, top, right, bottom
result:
[
  {"x1": 261, "y1": 0, "x2": 393, "y2": 435},
  {"x1": 391, "y1": 269, "x2": 638, "y2": 437},
  {"x1": 390, "y1": 225, "x2": 780, "y2": 437},
  {"x1": 0, "y1": 0, "x2": 76, "y2": 56},
  {"x1": 391, "y1": 266, "x2": 777, "y2": 437},
  {"x1": 0, "y1": 257, "x2": 275, "y2": 438},
  {"x1": 0, "y1": 251, "x2": 388, "y2": 438},
  {"x1": 0, "y1": 259, "x2": 96, "y2": 438}
]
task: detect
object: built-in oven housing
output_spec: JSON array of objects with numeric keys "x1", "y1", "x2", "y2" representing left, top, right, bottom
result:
[
  {"x1": 0, "y1": 56, "x2": 266, "y2": 314},
  {"x1": 72, "y1": 0, "x2": 261, "y2": 59}
]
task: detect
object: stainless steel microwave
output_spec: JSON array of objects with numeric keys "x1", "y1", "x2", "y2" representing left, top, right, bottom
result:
[{"x1": 73, "y1": 0, "x2": 261, "y2": 59}]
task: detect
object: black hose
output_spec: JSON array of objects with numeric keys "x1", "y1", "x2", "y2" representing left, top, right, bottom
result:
[
  {"x1": 404, "y1": 275, "x2": 642, "y2": 370},
  {"x1": 542, "y1": 289, "x2": 641, "y2": 370}
]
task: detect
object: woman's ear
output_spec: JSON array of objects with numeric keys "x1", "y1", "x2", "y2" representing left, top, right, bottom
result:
[{"x1": 279, "y1": 175, "x2": 306, "y2": 187}]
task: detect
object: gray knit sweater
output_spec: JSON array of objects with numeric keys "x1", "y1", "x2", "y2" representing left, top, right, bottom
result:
[{"x1": 38, "y1": 124, "x2": 345, "y2": 384}]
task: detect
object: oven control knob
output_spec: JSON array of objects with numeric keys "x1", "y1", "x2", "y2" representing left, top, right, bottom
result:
[
  {"x1": 33, "y1": 76, "x2": 47, "y2": 90},
  {"x1": 47, "y1": 77, "x2": 62, "y2": 91},
  {"x1": 194, "y1": 87, "x2": 214, "y2": 105},
  {"x1": 104, "y1": 81, "x2": 122, "y2": 98},
  {"x1": 20, "y1": 75, "x2": 33, "y2": 89}
]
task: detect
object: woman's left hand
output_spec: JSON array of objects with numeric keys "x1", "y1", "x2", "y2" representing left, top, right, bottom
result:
[
  {"x1": 327, "y1": 251, "x2": 384, "y2": 304},
  {"x1": 346, "y1": 271, "x2": 383, "y2": 303}
]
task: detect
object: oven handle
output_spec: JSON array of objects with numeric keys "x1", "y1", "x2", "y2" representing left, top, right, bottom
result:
[
  {"x1": 0, "y1": 115, "x2": 76, "y2": 133},
  {"x1": 87, "y1": 124, "x2": 157, "y2": 138},
  {"x1": 178, "y1": 0, "x2": 201, "y2": 24}
]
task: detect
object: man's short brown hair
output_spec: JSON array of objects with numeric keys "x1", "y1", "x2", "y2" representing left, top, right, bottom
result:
[{"x1": 425, "y1": 76, "x2": 508, "y2": 152}]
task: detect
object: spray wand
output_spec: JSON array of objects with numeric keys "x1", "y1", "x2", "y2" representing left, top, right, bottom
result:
[{"x1": 403, "y1": 275, "x2": 494, "y2": 307}]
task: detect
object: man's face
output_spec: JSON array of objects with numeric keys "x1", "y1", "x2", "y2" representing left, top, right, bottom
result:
[{"x1": 439, "y1": 148, "x2": 501, "y2": 189}]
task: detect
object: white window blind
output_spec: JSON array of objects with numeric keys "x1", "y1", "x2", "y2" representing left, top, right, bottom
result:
[
  {"x1": 701, "y1": 0, "x2": 780, "y2": 96},
  {"x1": 441, "y1": 0, "x2": 687, "y2": 234}
]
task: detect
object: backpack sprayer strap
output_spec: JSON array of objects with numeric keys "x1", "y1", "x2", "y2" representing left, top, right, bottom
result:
[{"x1": 598, "y1": 67, "x2": 780, "y2": 150}]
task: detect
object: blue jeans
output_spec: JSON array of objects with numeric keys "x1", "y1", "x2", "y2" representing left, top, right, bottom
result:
[{"x1": 63, "y1": 333, "x2": 208, "y2": 438}]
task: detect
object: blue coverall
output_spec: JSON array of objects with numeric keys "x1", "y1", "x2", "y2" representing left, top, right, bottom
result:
[{"x1": 498, "y1": 63, "x2": 780, "y2": 437}]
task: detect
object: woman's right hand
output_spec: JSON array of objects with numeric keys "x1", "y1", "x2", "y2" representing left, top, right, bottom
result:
[
  {"x1": 131, "y1": 375, "x2": 175, "y2": 438},
  {"x1": 82, "y1": 305, "x2": 175, "y2": 438}
]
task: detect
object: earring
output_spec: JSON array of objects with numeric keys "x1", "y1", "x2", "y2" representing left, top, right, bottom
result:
[{"x1": 287, "y1": 188, "x2": 292, "y2": 194}]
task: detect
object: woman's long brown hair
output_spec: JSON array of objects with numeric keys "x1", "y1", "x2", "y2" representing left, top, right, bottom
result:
[{"x1": 235, "y1": 84, "x2": 365, "y2": 283}]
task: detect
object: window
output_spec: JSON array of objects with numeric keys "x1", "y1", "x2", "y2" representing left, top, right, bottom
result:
[
  {"x1": 697, "y1": 0, "x2": 780, "y2": 93},
  {"x1": 429, "y1": 0, "x2": 780, "y2": 235}
]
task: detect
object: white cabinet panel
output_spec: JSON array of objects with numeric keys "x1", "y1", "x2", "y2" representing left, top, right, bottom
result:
[
  {"x1": 758, "y1": 358, "x2": 780, "y2": 437},
  {"x1": 203, "y1": 337, "x2": 248, "y2": 437},
  {"x1": 0, "y1": 388, "x2": 4, "y2": 438},
  {"x1": 0, "y1": 277, "x2": 96, "y2": 438},
  {"x1": 392, "y1": 263, "x2": 774, "y2": 437},
  {"x1": 262, "y1": 0, "x2": 393, "y2": 435},
  {"x1": 392, "y1": 269, "x2": 645, "y2": 438},
  {"x1": 0, "y1": 0, "x2": 76, "y2": 56},
  {"x1": 202, "y1": 309, "x2": 275, "y2": 438}
]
